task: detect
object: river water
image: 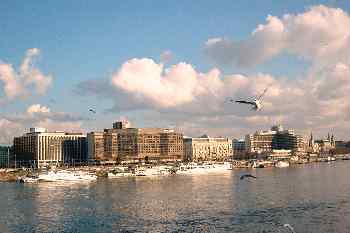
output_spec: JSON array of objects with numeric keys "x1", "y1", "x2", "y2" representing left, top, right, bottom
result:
[{"x1": 1, "y1": 162, "x2": 350, "y2": 233}]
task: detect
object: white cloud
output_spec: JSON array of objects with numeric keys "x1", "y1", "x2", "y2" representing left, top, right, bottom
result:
[
  {"x1": 0, "y1": 48, "x2": 52, "y2": 102},
  {"x1": 27, "y1": 104, "x2": 51, "y2": 115},
  {"x1": 111, "y1": 58, "x2": 222, "y2": 108},
  {"x1": 204, "y1": 5, "x2": 350, "y2": 67},
  {"x1": 0, "y1": 104, "x2": 85, "y2": 145},
  {"x1": 77, "y1": 5, "x2": 350, "y2": 140}
]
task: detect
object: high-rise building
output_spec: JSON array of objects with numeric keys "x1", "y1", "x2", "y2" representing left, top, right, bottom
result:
[
  {"x1": 0, "y1": 146, "x2": 12, "y2": 168},
  {"x1": 87, "y1": 122, "x2": 184, "y2": 163},
  {"x1": 13, "y1": 128, "x2": 87, "y2": 167},
  {"x1": 232, "y1": 139, "x2": 246, "y2": 159},
  {"x1": 184, "y1": 136, "x2": 232, "y2": 161}
]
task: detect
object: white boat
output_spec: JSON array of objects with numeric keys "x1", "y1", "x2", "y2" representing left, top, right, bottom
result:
[
  {"x1": 223, "y1": 162, "x2": 232, "y2": 170},
  {"x1": 38, "y1": 170, "x2": 97, "y2": 182},
  {"x1": 134, "y1": 167, "x2": 146, "y2": 176},
  {"x1": 275, "y1": 161, "x2": 290, "y2": 168},
  {"x1": 108, "y1": 172, "x2": 134, "y2": 178},
  {"x1": 17, "y1": 176, "x2": 39, "y2": 183}
]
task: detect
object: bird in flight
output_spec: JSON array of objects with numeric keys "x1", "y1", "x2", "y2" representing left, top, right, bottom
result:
[
  {"x1": 228, "y1": 88, "x2": 268, "y2": 111},
  {"x1": 89, "y1": 109, "x2": 96, "y2": 114},
  {"x1": 240, "y1": 174, "x2": 257, "y2": 180},
  {"x1": 283, "y1": 224, "x2": 296, "y2": 233}
]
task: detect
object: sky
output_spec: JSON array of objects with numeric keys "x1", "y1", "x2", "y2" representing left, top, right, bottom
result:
[{"x1": 1, "y1": 0, "x2": 350, "y2": 145}]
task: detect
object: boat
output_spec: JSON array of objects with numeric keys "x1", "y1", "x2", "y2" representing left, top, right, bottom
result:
[
  {"x1": 275, "y1": 161, "x2": 290, "y2": 168},
  {"x1": 38, "y1": 170, "x2": 97, "y2": 182},
  {"x1": 252, "y1": 161, "x2": 265, "y2": 168},
  {"x1": 108, "y1": 167, "x2": 134, "y2": 178},
  {"x1": 17, "y1": 175, "x2": 39, "y2": 183},
  {"x1": 223, "y1": 162, "x2": 233, "y2": 170},
  {"x1": 134, "y1": 167, "x2": 146, "y2": 176}
]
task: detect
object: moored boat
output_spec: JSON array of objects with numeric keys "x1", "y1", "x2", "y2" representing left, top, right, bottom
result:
[{"x1": 275, "y1": 161, "x2": 290, "y2": 168}]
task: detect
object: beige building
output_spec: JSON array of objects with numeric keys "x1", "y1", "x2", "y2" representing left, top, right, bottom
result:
[
  {"x1": 87, "y1": 122, "x2": 184, "y2": 163},
  {"x1": 13, "y1": 128, "x2": 87, "y2": 167},
  {"x1": 184, "y1": 136, "x2": 233, "y2": 161},
  {"x1": 245, "y1": 125, "x2": 305, "y2": 155}
]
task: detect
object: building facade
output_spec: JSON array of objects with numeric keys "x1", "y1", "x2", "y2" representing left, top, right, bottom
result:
[
  {"x1": 14, "y1": 128, "x2": 87, "y2": 167},
  {"x1": 184, "y1": 136, "x2": 233, "y2": 161},
  {"x1": 87, "y1": 122, "x2": 184, "y2": 163},
  {"x1": 0, "y1": 146, "x2": 11, "y2": 168},
  {"x1": 232, "y1": 139, "x2": 246, "y2": 159},
  {"x1": 309, "y1": 133, "x2": 336, "y2": 153},
  {"x1": 245, "y1": 125, "x2": 305, "y2": 156}
]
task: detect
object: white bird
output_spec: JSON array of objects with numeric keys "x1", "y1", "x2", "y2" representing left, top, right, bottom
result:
[{"x1": 228, "y1": 88, "x2": 268, "y2": 111}]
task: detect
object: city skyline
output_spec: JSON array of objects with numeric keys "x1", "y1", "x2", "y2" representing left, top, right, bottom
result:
[{"x1": 2, "y1": 0, "x2": 350, "y2": 145}]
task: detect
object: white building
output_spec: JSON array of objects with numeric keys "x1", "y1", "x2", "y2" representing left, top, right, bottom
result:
[
  {"x1": 14, "y1": 128, "x2": 87, "y2": 167},
  {"x1": 184, "y1": 136, "x2": 232, "y2": 161}
]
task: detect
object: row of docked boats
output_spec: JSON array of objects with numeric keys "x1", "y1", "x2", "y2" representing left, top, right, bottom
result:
[
  {"x1": 107, "y1": 162, "x2": 233, "y2": 178},
  {"x1": 17, "y1": 170, "x2": 97, "y2": 183},
  {"x1": 17, "y1": 162, "x2": 234, "y2": 182}
]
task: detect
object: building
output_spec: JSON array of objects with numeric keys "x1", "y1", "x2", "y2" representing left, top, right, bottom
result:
[
  {"x1": 184, "y1": 136, "x2": 232, "y2": 161},
  {"x1": 13, "y1": 128, "x2": 87, "y2": 167},
  {"x1": 334, "y1": 140, "x2": 350, "y2": 154},
  {"x1": 245, "y1": 125, "x2": 305, "y2": 156},
  {"x1": 232, "y1": 139, "x2": 246, "y2": 159},
  {"x1": 0, "y1": 146, "x2": 11, "y2": 168},
  {"x1": 267, "y1": 149, "x2": 292, "y2": 160},
  {"x1": 312, "y1": 133, "x2": 336, "y2": 153},
  {"x1": 87, "y1": 121, "x2": 184, "y2": 163}
]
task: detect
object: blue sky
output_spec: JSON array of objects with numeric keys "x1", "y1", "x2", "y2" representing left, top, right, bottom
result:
[{"x1": 1, "y1": 0, "x2": 350, "y2": 143}]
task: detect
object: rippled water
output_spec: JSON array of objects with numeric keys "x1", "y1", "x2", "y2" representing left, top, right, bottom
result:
[{"x1": 1, "y1": 162, "x2": 350, "y2": 232}]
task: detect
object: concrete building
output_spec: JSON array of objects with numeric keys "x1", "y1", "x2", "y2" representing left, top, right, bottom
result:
[
  {"x1": 245, "y1": 125, "x2": 305, "y2": 156},
  {"x1": 87, "y1": 121, "x2": 184, "y2": 163},
  {"x1": 13, "y1": 128, "x2": 87, "y2": 167},
  {"x1": 184, "y1": 136, "x2": 232, "y2": 161}
]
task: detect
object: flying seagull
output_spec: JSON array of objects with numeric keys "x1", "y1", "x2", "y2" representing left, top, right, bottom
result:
[
  {"x1": 89, "y1": 109, "x2": 96, "y2": 114},
  {"x1": 283, "y1": 224, "x2": 296, "y2": 233},
  {"x1": 230, "y1": 88, "x2": 268, "y2": 111},
  {"x1": 240, "y1": 174, "x2": 257, "y2": 180}
]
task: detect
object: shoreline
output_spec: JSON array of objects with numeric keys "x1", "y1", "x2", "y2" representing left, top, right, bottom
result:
[{"x1": 0, "y1": 158, "x2": 348, "y2": 183}]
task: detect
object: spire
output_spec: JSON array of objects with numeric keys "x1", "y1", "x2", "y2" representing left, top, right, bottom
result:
[
  {"x1": 327, "y1": 132, "x2": 330, "y2": 141},
  {"x1": 309, "y1": 132, "x2": 314, "y2": 147}
]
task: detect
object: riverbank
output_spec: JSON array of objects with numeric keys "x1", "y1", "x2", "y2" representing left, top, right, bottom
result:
[{"x1": 1, "y1": 157, "x2": 349, "y2": 182}]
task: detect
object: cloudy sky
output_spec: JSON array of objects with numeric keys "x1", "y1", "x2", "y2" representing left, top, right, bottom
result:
[{"x1": 1, "y1": 0, "x2": 350, "y2": 144}]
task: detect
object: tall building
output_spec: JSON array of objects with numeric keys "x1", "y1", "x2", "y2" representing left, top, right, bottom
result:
[
  {"x1": 87, "y1": 122, "x2": 184, "y2": 163},
  {"x1": 0, "y1": 146, "x2": 11, "y2": 168},
  {"x1": 13, "y1": 128, "x2": 87, "y2": 167},
  {"x1": 245, "y1": 125, "x2": 305, "y2": 155},
  {"x1": 232, "y1": 139, "x2": 246, "y2": 159},
  {"x1": 184, "y1": 136, "x2": 232, "y2": 161}
]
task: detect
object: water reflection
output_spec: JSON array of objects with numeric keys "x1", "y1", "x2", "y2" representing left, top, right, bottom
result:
[{"x1": 2, "y1": 162, "x2": 350, "y2": 232}]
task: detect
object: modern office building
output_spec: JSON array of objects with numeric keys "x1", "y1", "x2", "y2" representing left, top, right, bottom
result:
[
  {"x1": 0, "y1": 146, "x2": 11, "y2": 168},
  {"x1": 245, "y1": 125, "x2": 305, "y2": 155},
  {"x1": 184, "y1": 136, "x2": 233, "y2": 161},
  {"x1": 87, "y1": 121, "x2": 184, "y2": 163},
  {"x1": 232, "y1": 139, "x2": 246, "y2": 159},
  {"x1": 13, "y1": 128, "x2": 87, "y2": 167}
]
